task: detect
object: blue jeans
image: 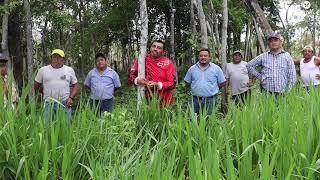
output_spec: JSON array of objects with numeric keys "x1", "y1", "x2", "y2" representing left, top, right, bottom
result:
[
  {"x1": 192, "y1": 96, "x2": 217, "y2": 116},
  {"x1": 44, "y1": 100, "x2": 72, "y2": 125},
  {"x1": 89, "y1": 98, "x2": 113, "y2": 113}
]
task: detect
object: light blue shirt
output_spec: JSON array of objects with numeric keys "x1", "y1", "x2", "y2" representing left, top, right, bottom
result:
[
  {"x1": 184, "y1": 63, "x2": 226, "y2": 97},
  {"x1": 84, "y1": 67, "x2": 121, "y2": 100}
]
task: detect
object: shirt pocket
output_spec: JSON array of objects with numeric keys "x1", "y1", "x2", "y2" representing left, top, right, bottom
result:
[
  {"x1": 240, "y1": 67, "x2": 249, "y2": 75},
  {"x1": 101, "y1": 75, "x2": 113, "y2": 85},
  {"x1": 60, "y1": 74, "x2": 71, "y2": 83},
  {"x1": 91, "y1": 76, "x2": 100, "y2": 85},
  {"x1": 205, "y1": 73, "x2": 217, "y2": 84}
]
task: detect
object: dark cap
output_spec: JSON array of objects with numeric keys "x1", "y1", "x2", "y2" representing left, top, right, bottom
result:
[
  {"x1": 267, "y1": 32, "x2": 282, "y2": 40},
  {"x1": 0, "y1": 53, "x2": 9, "y2": 63}
]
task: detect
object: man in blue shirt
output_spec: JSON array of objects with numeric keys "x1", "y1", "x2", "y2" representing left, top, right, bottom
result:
[
  {"x1": 84, "y1": 53, "x2": 121, "y2": 113},
  {"x1": 184, "y1": 48, "x2": 227, "y2": 116}
]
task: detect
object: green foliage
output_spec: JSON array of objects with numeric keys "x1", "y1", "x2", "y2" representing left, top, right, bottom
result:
[
  {"x1": 2, "y1": 78, "x2": 320, "y2": 179},
  {"x1": 0, "y1": 0, "x2": 22, "y2": 15}
]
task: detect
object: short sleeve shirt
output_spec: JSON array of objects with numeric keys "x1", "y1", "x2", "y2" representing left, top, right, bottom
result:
[
  {"x1": 184, "y1": 63, "x2": 226, "y2": 97},
  {"x1": 35, "y1": 65, "x2": 78, "y2": 101},
  {"x1": 225, "y1": 61, "x2": 250, "y2": 95},
  {"x1": 84, "y1": 67, "x2": 121, "y2": 100}
]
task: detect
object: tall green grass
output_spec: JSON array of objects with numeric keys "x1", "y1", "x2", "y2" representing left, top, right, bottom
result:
[{"x1": 1, "y1": 83, "x2": 320, "y2": 179}]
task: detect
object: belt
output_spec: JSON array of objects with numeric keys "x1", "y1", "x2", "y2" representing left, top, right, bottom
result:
[{"x1": 193, "y1": 95, "x2": 216, "y2": 99}]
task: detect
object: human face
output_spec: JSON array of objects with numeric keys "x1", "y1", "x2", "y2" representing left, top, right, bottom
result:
[
  {"x1": 0, "y1": 63, "x2": 7, "y2": 76},
  {"x1": 198, "y1": 51, "x2": 210, "y2": 66},
  {"x1": 150, "y1": 42, "x2": 164, "y2": 59},
  {"x1": 303, "y1": 48, "x2": 313, "y2": 60},
  {"x1": 95, "y1": 56, "x2": 107, "y2": 70},
  {"x1": 51, "y1": 54, "x2": 64, "y2": 68},
  {"x1": 268, "y1": 38, "x2": 282, "y2": 51},
  {"x1": 233, "y1": 53, "x2": 242, "y2": 63}
]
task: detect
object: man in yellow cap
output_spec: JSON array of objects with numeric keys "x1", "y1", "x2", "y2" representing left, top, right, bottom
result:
[{"x1": 34, "y1": 49, "x2": 80, "y2": 122}]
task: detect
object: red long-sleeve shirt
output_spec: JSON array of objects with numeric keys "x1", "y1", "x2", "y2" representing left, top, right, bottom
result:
[{"x1": 128, "y1": 54, "x2": 177, "y2": 106}]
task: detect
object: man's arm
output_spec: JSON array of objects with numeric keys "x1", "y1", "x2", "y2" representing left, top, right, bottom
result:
[
  {"x1": 34, "y1": 81, "x2": 43, "y2": 95},
  {"x1": 84, "y1": 72, "x2": 91, "y2": 93},
  {"x1": 66, "y1": 83, "x2": 80, "y2": 107},
  {"x1": 128, "y1": 59, "x2": 147, "y2": 86},
  {"x1": 155, "y1": 63, "x2": 177, "y2": 90},
  {"x1": 219, "y1": 81, "x2": 228, "y2": 97},
  {"x1": 246, "y1": 55, "x2": 263, "y2": 80},
  {"x1": 34, "y1": 68, "x2": 43, "y2": 95},
  {"x1": 293, "y1": 58, "x2": 300, "y2": 65},
  {"x1": 314, "y1": 57, "x2": 320, "y2": 65},
  {"x1": 287, "y1": 55, "x2": 297, "y2": 91}
]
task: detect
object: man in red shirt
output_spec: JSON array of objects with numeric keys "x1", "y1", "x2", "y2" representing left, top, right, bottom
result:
[{"x1": 128, "y1": 40, "x2": 177, "y2": 106}]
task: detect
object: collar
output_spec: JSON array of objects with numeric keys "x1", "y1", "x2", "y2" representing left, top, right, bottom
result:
[
  {"x1": 94, "y1": 67, "x2": 109, "y2": 75},
  {"x1": 146, "y1": 54, "x2": 166, "y2": 61},
  {"x1": 268, "y1": 49, "x2": 285, "y2": 55},
  {"x1": 196, "y1": 62, "x2": 211, "y2": 69}
]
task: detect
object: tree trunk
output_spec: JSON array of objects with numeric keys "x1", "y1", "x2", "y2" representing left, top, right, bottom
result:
[
  {"x1": 41, "y1": 18, "x2": 48, "y2": 66},
  {"x1": 243, "y1": 0, "x2": 273, "y2": 36},
  {"x1": 253, "y1": 17, "x2": 266, "y2": 52},
  {"x1": 208, "y1": 0, "x2": 220, "y2": 55},
  {"x1": 24, "y1": 0, "x2": 34, "y2": 97},
  {"x1": 195, "y1": 0, "x2": 208, "y2": 48},
  {"x1": 244, "y1": 22, "x2": 251, "y2": 61},
  {"x1": 2, "y1": 0, "x2": 11, "y2": 68},
  {"x1": 138, "y1": 0, "x2": 148, "y2": 109},
  {"x1": 312, "y1": 11, "x2": 316, "y2": 50},
  {"x1": 220, "y1": 0, "x2": 228, "y2": 115},
  {"x1": 79, "y1": 0, "x2": 85, "y2": 79},
  {"x1": 190, "y1": 0, "x2": 196, "y2": 65},
  {"x1": 169, "y1": 0, "x2": 178, "y2": 83},
  {"x1": 170, "y1": 0, "x2": 175, "y2": 62},
  {"x1": 220, "y1": 0, "x2": 228, "y2": 72}
]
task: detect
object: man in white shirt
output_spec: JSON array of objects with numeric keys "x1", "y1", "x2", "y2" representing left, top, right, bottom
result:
[
  {"x1": 226, "y1": 50, "x2": 254, "y2": 105},
  {"x1": 294, "y1": 46, "x2": 320, "y2": 90},
  {"x1": 34, "y1": 49, "x2": 80, "y2": 122}
]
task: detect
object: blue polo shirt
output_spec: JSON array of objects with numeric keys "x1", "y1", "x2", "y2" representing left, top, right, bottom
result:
[
  {"x1": 84, "y1": 67, "x2": 121, "y2": 100},
  {"x1": 184, "y1": 63, "x2": 226, "y2": 97}
]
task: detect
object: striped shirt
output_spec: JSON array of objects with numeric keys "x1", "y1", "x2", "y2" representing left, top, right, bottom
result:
[{"x1": 246, "y1": 50, "x2": 296, "y2": 93}]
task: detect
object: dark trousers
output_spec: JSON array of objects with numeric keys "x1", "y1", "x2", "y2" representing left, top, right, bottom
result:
[
  {"x1": 232, "y1": 90, "x2": 251, "y2": 106},
  {"x1": 89, "y1": 98, "x2": 113, "y2": 114},
  {"x1": 192, "y1": 95, "x2": 217, "y2": 116}
]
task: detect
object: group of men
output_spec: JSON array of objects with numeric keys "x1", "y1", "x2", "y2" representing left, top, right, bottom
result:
[{"x1": 1, "y1": 32, "x2": 320, "y2": 120}]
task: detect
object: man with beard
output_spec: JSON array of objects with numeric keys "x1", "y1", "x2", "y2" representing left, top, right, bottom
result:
[
  {"x1": 34, "y1": 49, "x2": 80, "y2": 122},
  {"x1": 128, "y1": 39, "x2": 177, "y2": 107},
  {"x1": 184, "y1": 48, "x2": 227, "y2": 117},
  {"x1": 85, "y1": 53, "x2": 121, "y2": 113}
]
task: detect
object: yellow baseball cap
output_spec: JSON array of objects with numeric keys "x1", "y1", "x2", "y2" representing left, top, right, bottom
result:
[{"x1": 51, "y1": 49, "x2": 65, "y2": 57}]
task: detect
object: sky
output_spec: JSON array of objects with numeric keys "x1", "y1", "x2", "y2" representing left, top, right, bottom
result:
[{"x1": 278, "y1": 0, "x2": 314, "y2": 40}]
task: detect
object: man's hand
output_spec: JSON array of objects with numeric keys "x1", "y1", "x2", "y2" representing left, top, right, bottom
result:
[
  {"x1": 247, "y1": 81, "x2": 254, "y2": 87},
  {"x1": 147, "y1": 81, "x2": 159, "y2": 89},
  {"x1": 136, "y1": 77, "x2": 148, "y2": 86},
  {"x1": 66, "y1": 97, "x2": 74, "y2": 107}
]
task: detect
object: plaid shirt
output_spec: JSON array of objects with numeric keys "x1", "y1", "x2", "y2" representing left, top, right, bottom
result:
[{"x1": 246, "y1": 50, "x2": 296, "y2": 93}]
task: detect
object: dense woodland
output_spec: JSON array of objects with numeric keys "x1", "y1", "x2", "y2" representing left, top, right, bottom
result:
[
  {"x1": 2, "y1": 1, "x2": 320, "y2": 179},
  {"x1": 1, "y1": 0, "x2": 320, "y2": 89}
]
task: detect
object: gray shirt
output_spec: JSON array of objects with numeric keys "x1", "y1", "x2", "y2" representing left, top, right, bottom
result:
[
  {"x1": 225, "y1": 61, "x2": 250, "y2": 95},
  {"x1": 35, "y1": 65, "x2": 78, "y2": 101}
]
